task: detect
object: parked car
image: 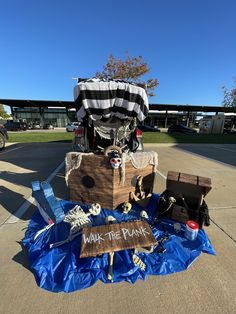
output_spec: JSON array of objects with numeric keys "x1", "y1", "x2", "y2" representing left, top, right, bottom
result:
[
  {"x1": 66, "y1": 122, "x2": 79, "y2": 132},
  {"x1": 43, "y1": 123, "x2": 54, "y2": 130},
  {"x1": 223, "y1": 128, "x2": 236, "y2": 134},
  {"x1": 4, "y1": 121, "x2": 28, "y2": 131},
  {"x1": 137, "y1": 125, "x2": 160, "y2": 132},
  {"x1": 168, "y1": 124, "x2": 197, "y2": 134},
  {"x1": 0, "y1": 125, "x2": 9, "y2": 150},
  {"x1": 32, "y1": 123, "x2": 42, "y2": 129}
]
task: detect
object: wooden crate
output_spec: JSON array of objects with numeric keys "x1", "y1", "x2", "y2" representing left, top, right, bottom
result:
[
  {"x1": 66, "y1": 152, "x2": 158, "y2": 209},
  {"x1": 167, "y1": 171, "x2": 211, "y2": 209}
]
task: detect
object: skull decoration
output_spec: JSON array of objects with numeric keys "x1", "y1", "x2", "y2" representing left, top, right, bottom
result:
[
  {"x1": 109, "y1": 151, "x2": 122, "y2": 169},
  {"x1": 140, "y1": 210, "x2": 149, "y2": 219},
  {"x1": 105, "y1": 215, "x2": 117, "y2": 225},
  {"x1": 88, "y1": 203, "x2": 101, "y2": 216},
  {"x1": 122, "y1": 202, "x2": 132, "y2": 214},
  {"x1": 173, "y1": 222, "x2": 181, "y2": 233}
]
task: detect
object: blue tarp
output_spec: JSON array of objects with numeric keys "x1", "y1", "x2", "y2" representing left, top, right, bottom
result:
[{"x1": 23, "y1": 194, "x2": 215, "y2": 293}]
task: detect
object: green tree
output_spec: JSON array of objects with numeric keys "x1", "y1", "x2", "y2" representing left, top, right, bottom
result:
[
  {"x1": 96, "y1": 52, "x2": 159, "y2": 96},
  {"x1": 222, "y1": 79, "x2": 236, "y2": 107},
  {"x1": 0, "y1": 104, "x2": 10, "y2": 119}
]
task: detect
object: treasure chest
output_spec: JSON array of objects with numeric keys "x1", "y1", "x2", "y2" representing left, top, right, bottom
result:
[
  {"x1": 167, "y1": 171, "x2": 211, "y2": 208},
  {"x1": 66, "y1": 151, "x2": 158, "y2": 209},
  {"x1": 165, "y1": 171, "x2": 212, "y2": 226}
]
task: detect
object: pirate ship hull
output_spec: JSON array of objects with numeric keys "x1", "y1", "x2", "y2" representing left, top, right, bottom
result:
[{"x1": 66, "y1": 152, "x2": 158, "y2": 209}]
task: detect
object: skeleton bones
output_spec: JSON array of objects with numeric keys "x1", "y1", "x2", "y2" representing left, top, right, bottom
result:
[
  {"x1": 64, "y1": 205, "x2": 91, "y2": 234},
  {"x1": 49, "y1": 203, "x2": 101, "y2": 248},
  {"x1": 134, "y1": 246, "x2": 154, "y2": 254},
  {"x1": 105, "y1": 216, "x2": 117, "y2": 282},
  {"x1": 108, "y1": 253, "x2": 115, "y2": 282},
  {"x1": 132, "y1": 253, "x2": 146, "y2": 271}
]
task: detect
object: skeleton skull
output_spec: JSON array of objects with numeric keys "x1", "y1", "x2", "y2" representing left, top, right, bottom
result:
[
  {"x1": 105, "y1": 215, "x2": 117, "y2": 224},
  {"x1": 173, "y1": 222, "x2": 181, "y2": 233},
  {"x1": 89, "y1": 203, "x2": 101, "y2": 216},
  {"x1": 140, "y1": 210, "x2": 149, "y2": 219},
  {"x1": 122, "y1": 202, "x2": 132, "y2": 214},
  {"x1": 109, "y1": 152, "x2": 122, "y2": 169}
]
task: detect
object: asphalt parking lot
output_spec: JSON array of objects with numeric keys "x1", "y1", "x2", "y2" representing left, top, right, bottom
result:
[{"x1": 0, "y1": 142, "x2": 236, "y2": 314}]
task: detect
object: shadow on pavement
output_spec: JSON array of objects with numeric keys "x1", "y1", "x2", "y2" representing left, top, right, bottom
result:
[
  {"x1": 0, "y1": 142, "x2": 71, "y2": 220},
  {"x1": 161, "y1": 132, "x2": 236, "y2": 167},
  {"x1": 0, "y1": 143, "x2": 70, "y2": 187},
  {"x1": 12, "y1": 241, "x2": 33, "y2": 273},
  {"x1": 173, "y1": 143, "x2": 236, "y2": 168},
  {"x1": 0, "y1": 186, "x2": 25, "y2": 216}
]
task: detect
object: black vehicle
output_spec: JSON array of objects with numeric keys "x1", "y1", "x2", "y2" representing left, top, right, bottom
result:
[
  {"x1": 0, "y1": 125, "x2": 9, "y2": 150},
  {"x1": 4, "y1": 121, "x2": 28, "y2": 131},
  {"x1": 168, "y1": 124, "x2": 197, "y2": 134},
  {"x1": 137, "y1": 125, "x2": 160, "y2": 132}
]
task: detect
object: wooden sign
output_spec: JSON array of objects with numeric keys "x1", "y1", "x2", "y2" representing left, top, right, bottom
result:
[{"x1": 80, "y1": 220, "x2": 157, "y2": 258}]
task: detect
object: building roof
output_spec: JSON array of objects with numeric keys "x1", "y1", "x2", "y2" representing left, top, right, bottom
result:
[{"x1": 1, "y1": 98, "x2": 236, "y2": 113}]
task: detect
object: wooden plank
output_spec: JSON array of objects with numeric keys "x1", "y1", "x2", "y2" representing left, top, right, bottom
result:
[
  {"x1": 80, "y1": 220, "x2": 157, "y2": 258},
  {"x1": 179, "y1": 173, "x2": 198, "y2": 185},
  {"x1": 166, "y1": 170, "x2": 212, "y2": 208},
  {"x1": 167, "y1": 171, "x2": 211, "y2": 190},
  {"x1": 167, "y1": 171, "x2": 179, "y2": 182},
  {"x1": 198, "y1": 176, "x2": 212, "y2": 194}
]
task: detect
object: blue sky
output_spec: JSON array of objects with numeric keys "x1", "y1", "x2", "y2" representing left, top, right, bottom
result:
[{"x1": 0, "y1": 0, "x2": 236, "y2": 113}]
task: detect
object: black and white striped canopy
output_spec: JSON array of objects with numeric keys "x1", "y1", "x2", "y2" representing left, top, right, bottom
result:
[{"x1": 74, "y1": 79, "x2": 149, "y2": 122}]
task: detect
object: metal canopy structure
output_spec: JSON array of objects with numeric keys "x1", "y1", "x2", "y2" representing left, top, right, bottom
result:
[
  {"x1": 149, "y1": 104, "x2": 236, "y2": 113},
  {"x1": 0, "y1": 99, "x2": 75, "y2": 109},
  {"x1": 1, "y1": 98, "x2": 236, "y2": 113}
]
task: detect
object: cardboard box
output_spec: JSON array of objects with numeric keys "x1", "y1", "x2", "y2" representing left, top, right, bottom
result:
[{"x1": 66, "y1": 152, "x2": 158, "y2": 209}]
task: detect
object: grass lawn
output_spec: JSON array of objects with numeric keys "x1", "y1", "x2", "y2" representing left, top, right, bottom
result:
[
  {"x1": 7, "y1": 130, "x2": 236, "y2": 144},
  {"x1": 8, "y1": 131, "x2": 74, "y2": 143}
]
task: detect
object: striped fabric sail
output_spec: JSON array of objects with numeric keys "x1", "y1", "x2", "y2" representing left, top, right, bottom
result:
[{"x1": 74, "y1": 79, "x2": 149, "y2": 122}]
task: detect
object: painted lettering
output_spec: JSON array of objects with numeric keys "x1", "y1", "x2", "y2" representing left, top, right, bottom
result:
[
  {"x1": 122, "y1": 228, "x2": 129, "y2": 240},
  {"x1": 104, "y1": 230, "x2": 121, "y2": 241},
  {"x1": 141, "y1": 226, "x2": 149, "y2": 237},
  {"x1": 83, "y1": 232, "x2": 104, "y2": 244},
  {"x1": 121, "y1": 226, "x2": 150, "y2": 240}
]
